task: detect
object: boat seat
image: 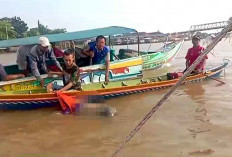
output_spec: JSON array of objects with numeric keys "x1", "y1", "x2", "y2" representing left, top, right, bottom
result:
[
  {"x1": 140, "y1": 79, "x2": 149, "y2": 84},
  {"x1": 121, "y1": 81, "x2": 127, "y2": 86},
  {"x1": 102, "y1": 84, "x2": 106, "y2": 88},
  {"x1": 150, "y1": 78, "x2": 156, "y2": 82}
]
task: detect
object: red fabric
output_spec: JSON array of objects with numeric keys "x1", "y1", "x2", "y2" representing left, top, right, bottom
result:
[
  {"x1": 57, "y1": 92, "x2": 79, "y2": 112},
  {"x1": 47, "y1": 47, "x2": 63, "y2": 71},
  {"x1": 54, "y1": 47, "x2": 64, "y2": 57},
  {"x1": 185, "y1": 46, "x2": 208, "y2": 71},
  {"x1": 47, "y1": 65, "x2": 61, "y2": 72}
]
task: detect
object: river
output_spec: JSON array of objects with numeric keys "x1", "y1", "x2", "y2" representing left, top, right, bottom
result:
[{"x1": 0, "y1": 40, "x2": 232, "y2": 157}]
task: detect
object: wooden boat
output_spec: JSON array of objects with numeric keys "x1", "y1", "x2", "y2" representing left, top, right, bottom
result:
[
  {"x1": 0, "y1": 26, "x2": 183, "y2": 84},
  {"x1": 0, "y1": 60, "x2": 228, "y2": 110}
]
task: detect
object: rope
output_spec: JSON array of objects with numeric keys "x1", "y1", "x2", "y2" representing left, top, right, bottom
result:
[{"x1": 111, "y1": 17, "x2": 232, "y2": 157}]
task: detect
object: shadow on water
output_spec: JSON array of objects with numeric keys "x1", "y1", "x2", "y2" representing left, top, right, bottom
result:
[
  {"x1": 183, "y1": 83, "x2": 206, "y2": 104},
  {"x1": 183, "y1": 83, "x2": 212, "y2": 140}
]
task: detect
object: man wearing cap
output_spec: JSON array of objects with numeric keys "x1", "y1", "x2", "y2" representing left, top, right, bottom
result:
[
  {"x1": 185, "y1": 35, "x2": 208, "y2": 73},
  {"x1": 27, "y1": 37, "x2": 63, "y2": 87}
]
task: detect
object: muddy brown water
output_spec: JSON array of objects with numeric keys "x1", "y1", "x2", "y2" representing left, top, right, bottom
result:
[{"x1": 0, "y1": 40, "x2": 232, "y2": 157}]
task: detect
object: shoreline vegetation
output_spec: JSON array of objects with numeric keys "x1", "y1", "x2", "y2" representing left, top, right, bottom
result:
[
  {"x1": 0, "y1": 16, "x2": 215, "y2": 53},
  {"x1": 0, "y1": 16, "x2": 66, "y2": 40}
]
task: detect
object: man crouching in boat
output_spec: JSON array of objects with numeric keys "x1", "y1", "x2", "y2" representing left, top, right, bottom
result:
[
  {"x1": 185, "y1": 35, "x2": 208, "y2": 73},
  {"x1": 47, "y1": 49, "x2": 116, "y2": 117},
  {"x1": 27, "y1": 37, "x2": 63, "y2": 87},
  {"x1": 46, "y1": 49, "x2": 81, "y2": 92}
]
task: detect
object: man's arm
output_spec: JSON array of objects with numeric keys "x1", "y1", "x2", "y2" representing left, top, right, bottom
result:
[
  {"x1": 82, "y1": 42, "x2": 94, "y2": 57},
  {"x1": 65, "y1": 67, "x2": 81, "y2": 90},
  {"x1": 0, "y1": 64, "x2": 7, "y2": 81},
  {"x1": 105, "y1": 52, "x2": 110, "y2": 83},
  {"x1": 28, "y1": 54, "x2": 41, "y2": 80},
  {"x1": 6, "y1": 74, "x2": 24, "y2": 81},
  {"x1": 28, "y1": 53, "x2": 45, "y2": 87},
  {"x1": 185, "y1": 49, "x2": 191, "y2": 69},
  {"x1": 82, "y1": 50, "x2": 94, "y2": 58},
  {"x1": 0, "y1": 64, "x2": 24, "y2": 81},
  {"x1": 58, "y1": 82, "x2": 73, "y2": 92},
  {"x1": 76, "y1": 67, "x2": 80, "y2": 80},
  {"x1": 47, "y1": 71, "x2": 64, "y2": 77},
  {"x1": 185, "y1": 59, "x2": 190, "y2": 69}
]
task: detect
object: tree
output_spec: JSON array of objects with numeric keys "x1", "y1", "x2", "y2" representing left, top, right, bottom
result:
[
  {"x1": 0, "y1": 21, "x2": 17, "y2": 40},
  {"x1": 38, "y1": 22, "x2": 66, "y2": 35},
  {"x1": 26, "y1": 28, "x2": 39, "y2": 37},
  {"x1": 26, "y1": 21, "x2": 66, "y2": 37},
  {"x1": 11, "y1": 16, "x2": 28, "y2": 38},
  {"x1": 0, "y1": 16, "x2": 28, "y2": 38},
  {"x1": 0, "y1": 17, "x2": 66, "y2": 38},
  {"x1": 38, "y1": 21, "x2": 51, "y2": 35},
  {"x1": 51, "y1": 28, "x2": 66, "y2": 34}
]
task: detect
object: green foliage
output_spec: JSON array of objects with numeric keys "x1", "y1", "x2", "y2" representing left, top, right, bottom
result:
[
  {"x1": 25, "y1": 28, "x2": 40, "y2": 37},
  {"x1": 0, "y1": 17, "x2": 66, "y2": 39},
  {"x1": 38, "y1": 22, "x2": 51, "y2": 35},
  {"x1": 26, "y1": 21, "x2": 66, "y2": 37},
  {"x1": 11, "y1": 16, "x2": 28, "y2": 38},
  {"x1": 0, "y1": 16, "x2": 28, "y2": 38},
  {"x1": 51, "y1": 28, "x2": 67, "y2": 34},
  {"x1": 0, "y1": 21, "x2": 17, "y2": 40}
]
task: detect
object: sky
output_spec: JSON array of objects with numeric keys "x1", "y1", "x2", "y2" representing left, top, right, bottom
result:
[{"x1": 0, "y1": 0, "x2": 231, "y2": 33}]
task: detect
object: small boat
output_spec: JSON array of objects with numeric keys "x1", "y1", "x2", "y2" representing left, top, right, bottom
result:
[
  {"x1": 1, "y1": 26, "x2": 183, "y2": 84},
  {"x1": 0, "y1": 60, "x2": 228, "y2": 110}
]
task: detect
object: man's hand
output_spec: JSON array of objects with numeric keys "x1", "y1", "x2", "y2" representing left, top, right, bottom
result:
[
  {"x1": 89, "y1": 51, "x2": 94, "y2": 58},
  {"x1": 47, "y1": 71, "x2": 53, "y2": 78},
  {"x1": 40, "y1": 79, "x2": 45, "y2": 88},
  {"x1": 61, "y1": 70, "x2": 66, "y2": 75},
  {"x1": 19, "y1": 74, "x2": 25, "y2": 78}
]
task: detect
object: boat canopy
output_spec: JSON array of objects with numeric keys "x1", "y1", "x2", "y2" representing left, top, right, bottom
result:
[{"x1": 0, "y1": 26, "x2": 137, "y2": 48}]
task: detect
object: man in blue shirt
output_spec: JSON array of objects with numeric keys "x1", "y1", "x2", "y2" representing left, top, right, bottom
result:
[{"x1": 83, "y1": 35, "x2": 110, "y2": 83}]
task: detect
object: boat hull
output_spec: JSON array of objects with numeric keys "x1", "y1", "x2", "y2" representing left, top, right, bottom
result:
[{"x1": 0, "y1": 61, "x2": 228, "y2": 110}]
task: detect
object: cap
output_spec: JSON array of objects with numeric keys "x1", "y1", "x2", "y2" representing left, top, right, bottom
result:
[
  {"x1": 39, "y1": 37, "x2": 51, "y2": 47},
  {"x1": 192, "y1": 35, "x2": 200, "y2": 40}
]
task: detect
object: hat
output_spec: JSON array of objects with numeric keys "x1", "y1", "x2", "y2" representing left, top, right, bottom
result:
[
  {"x1": 39, "y1": 37, "x2": 51, "y2": 47},
  {"x1": 192, "y1": 35, "x2": 200, "y2": 40}
]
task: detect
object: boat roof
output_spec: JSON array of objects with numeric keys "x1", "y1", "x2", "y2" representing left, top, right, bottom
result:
[{"x1": 0, "y1": 26, "x2": 137, "y2": 48}]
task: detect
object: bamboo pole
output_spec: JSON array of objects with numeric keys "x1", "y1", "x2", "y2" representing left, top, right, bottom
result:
[{"x1": 111, "y1": 17, "x2": 232, "y2": 157}]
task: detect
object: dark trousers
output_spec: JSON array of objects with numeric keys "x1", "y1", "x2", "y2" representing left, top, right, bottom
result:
[{"x1": 76, "y1": 57, "x2": 90, "y2": 67}]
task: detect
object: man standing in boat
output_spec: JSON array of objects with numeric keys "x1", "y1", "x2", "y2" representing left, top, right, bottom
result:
[
  {"x1": 27, "y1": 37, "x2": 63, "y2": 87},
  {"x1": 82, "y1": 35, "x2": 110, "y2": 83},
  {"x1": 185, "y1": 35, "x2": 208, "y2": 73}
]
